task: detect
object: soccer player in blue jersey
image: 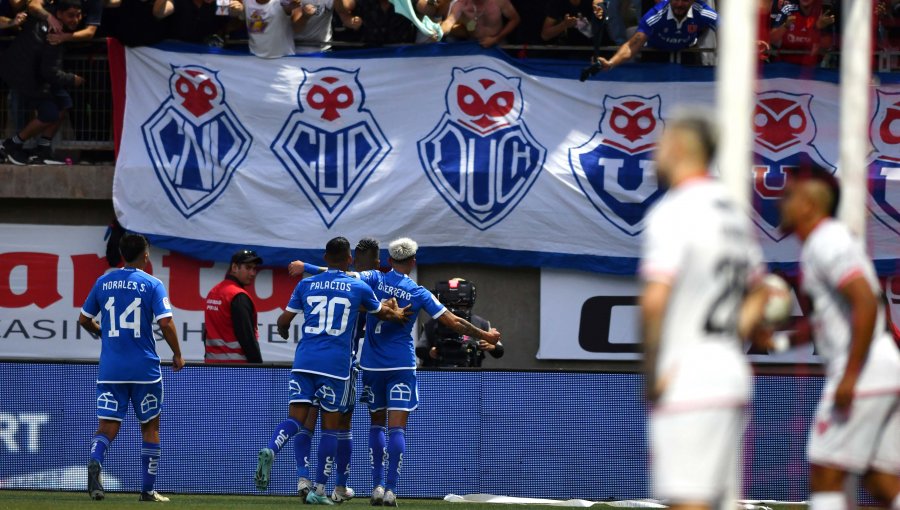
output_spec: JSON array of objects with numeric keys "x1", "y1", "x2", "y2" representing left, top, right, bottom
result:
[
  {"x1": 598, "y1": 0, "x2": 718, "y2": 70},
  {"x1": 77, "y1": 233, "x2": 185, "y2": 502},
  {"x1": 256, "y1": 236, "x2": 410, "y2": 505},
  {"x1": 288, "y1": 238, "x2": 381, "y2": 503},
  {"x1": 358, "y1": 238, "x2": 501, "y2": 507}
]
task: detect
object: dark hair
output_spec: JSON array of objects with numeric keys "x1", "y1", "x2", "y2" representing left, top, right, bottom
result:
[
  {"x1": 54, "y1": 0, "x2": 83, "y2": 12},
  {"x1": 790, "y1": 164, "x2": 841, "y2": 217},
  {"x1": 355, "y1": 237, "x2": 379, "y2": 256},
  {"x1": 119, "y1": 233, "x2": 148, "y2": 264},
  {"x1": 670, "y1": 112, "x2": 717, "y2": 164},
  {"x1": 325, "y1": 236, "x2": 351, "y2": 258}
]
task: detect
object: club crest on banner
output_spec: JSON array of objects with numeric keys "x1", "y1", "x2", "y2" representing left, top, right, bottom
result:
[
  {"x1": 271, "y1": 67, "x2": 391, "y2": 228},
  {"x1": 869, "y1": 90, "x2": 900, "y2": 235},
  {"x1": 417, "y1": 67, "x2": 546, "y2": 230},
  {"x1": 569, "y1": 95, "x2": 665, "y2": 236},
  {"x1": 141, "y1": 65, "x2": 252, "y2": 219},
  {"x1": 752, "y1": 91, "x2": 834, "y2": 241}
]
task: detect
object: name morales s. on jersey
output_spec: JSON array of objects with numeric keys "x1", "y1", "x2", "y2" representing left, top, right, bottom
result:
[
  {"x1": 286, "y1": 269, "x2": 383, "y2": 380},
  {"x1": 80, "y1": 267, "x2": 173, "y2": 384},
  {"x1": 640, "y1": 178, "x2": 764, "y2": 408},
  {"x1": 358, "y1": 269, "x2": 447, "y2": 370}
]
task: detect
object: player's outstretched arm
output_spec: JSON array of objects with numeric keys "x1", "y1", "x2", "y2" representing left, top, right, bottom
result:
[
  {"x1": 287, "y1": 260, "x2": 326, "y2": 278},
  {"x1": 77, "y1": 313, "x2": 101, "y2": 337},
  {"x1": 277, "y1": 311, "x2": 298, "y2": 339},
  {"x1": 436, "y1": 311, "x2": 501, "y2": 344},
  {"x1": 157, "y1": 317, "x2": 184, "y2": 372},
  {"x1": 639, "y1": 281, "x2": 669, "y2": 403},
  {"x1": 375, "y1": 299, "x2": 413, "y2": 324},
  {"x1": 833, "y1": 275, "x2": 879, "y2": 411}
]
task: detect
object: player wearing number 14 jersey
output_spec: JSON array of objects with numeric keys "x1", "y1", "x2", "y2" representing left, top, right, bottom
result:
[
  {"x1": 255, "y1": 237, "x2": 410, "y2": 505},
  {"x1": 639, "y1": 114, "x2": 765, "y2": 510},
  {"x1": 78, "y1": 233, "x2": 185, "y2": 503}
]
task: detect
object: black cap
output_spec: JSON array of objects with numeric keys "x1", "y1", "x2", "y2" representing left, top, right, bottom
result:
[{"x1": 230, "y1": 249, "x2": 262, "y2": 265}]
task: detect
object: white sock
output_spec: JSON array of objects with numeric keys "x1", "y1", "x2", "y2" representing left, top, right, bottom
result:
[
  {"x1": 891, "y1": 492, "x2": 900, "y2": 510},
  {"x1": 811, "y1": 492, "x2": 848, "y2": 510}
]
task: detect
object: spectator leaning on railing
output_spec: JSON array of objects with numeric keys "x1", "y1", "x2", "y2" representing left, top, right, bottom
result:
[
  {"x1": 541, "y1": 0, "x2": 612, "y2": 47},
  {"x1": 343, "y1": 0, "x2": 416, "y2": 46},
  {"x1": 291, "y1": 0, "x2": 356, "y2": 53},
  {"x1": 29, "y1": 0, "x2": 118, "y2": 44},
  {"x1": 0, "y1": 0, "x2": 84, "y2": 166},
  {"x1": 598, "y1": 0, "x2": 717, "y2": 70},
  {"x1": 769, "y1": 0, "x2": 834, "y2": 66},
  {"x1": 440, "y1": 0, "x2": 520, "y2": 48}
]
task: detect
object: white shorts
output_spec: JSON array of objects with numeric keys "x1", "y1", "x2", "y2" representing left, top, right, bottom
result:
[
  {"x1": 651, "y1": 405, "x2": 746, "y2": 503},
  {"x1": 808, "y1": 391, "x2": 900, "y2": 474}
]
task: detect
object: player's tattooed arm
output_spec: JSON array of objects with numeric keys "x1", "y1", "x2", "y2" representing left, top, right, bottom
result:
[
  {"x1": 77, "y1": 313, "x2": 102, "y2": 337},
  {"x1": 437, "y1": 311, "x2": 501, "y2": 344},
  {"x1": 639, "y1": 281, "x2": 670, "y2": 403},
  {"x1": 375, "y1": 298, "x2": 413, "y2": 324}
]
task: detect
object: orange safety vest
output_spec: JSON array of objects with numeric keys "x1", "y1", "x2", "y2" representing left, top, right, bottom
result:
[{"x1": 203, "y1": 278, "x2": 258, "y2": 363}]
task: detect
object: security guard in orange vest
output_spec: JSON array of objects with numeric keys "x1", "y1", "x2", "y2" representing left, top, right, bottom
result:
[{"x1": 203, "y1": 249, "x2": 263, "y2": 363}]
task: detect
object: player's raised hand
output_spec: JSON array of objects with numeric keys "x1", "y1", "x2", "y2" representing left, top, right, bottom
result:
[
  {"x1": 482, "y1": 327, "x2": 501, "y2": 344},
  {"x1": 171, "y1": 354, "x2": 185, "y2": 372},
  {"x1": 287, "y1": 260, "x2": 305, "y2": 277}
]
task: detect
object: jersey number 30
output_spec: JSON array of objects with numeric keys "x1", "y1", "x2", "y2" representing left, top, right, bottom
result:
[{"x1": 305, "y1": 296, "x2": 352, "y2": 336}]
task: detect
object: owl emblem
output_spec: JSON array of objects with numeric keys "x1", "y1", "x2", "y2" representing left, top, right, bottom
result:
[
  {"x1": 871, "y1": 90, "x2": 900, "y2": 155},
  {"x1": 167, "y1": 65, "x2": 227, "y2": 122},
  {"x1": 753, "y1": 91, "x2": 817, "y2": 157},
  {"x1": 446, "y1": 67, "x2": 523, "y2": 136},
  {"x1": 297, "y1": 68, "x2": 364, "y2": 125},
  {"x1": 868, "y1": 89, "x2": 900, "y2": 235},
  {"x1": 598, "y1": 95, "x2": 663, "y2": 154}
]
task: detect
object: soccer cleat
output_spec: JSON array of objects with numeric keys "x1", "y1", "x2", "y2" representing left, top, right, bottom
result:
[
  {"x1": 138, "y1": 490, "x2": 170, "y2": 502},
  {"x1": 331, "y1": 486, "x2": 355, "y2": 503},
  {"x1": 305, "y1": 489, "x2": 335, "y2": 505},
  {"x1": 254, "y1": 448, "x2": 274, "y2": 491},
  {"x1": 297, "y1": 477, "x2": 312, "y2": 503},
  {"x1": 383, "y1": 489, "x2": 398, "y2": 507},
  {"x1": 370, "y1": 486, "x2": 385, "y2": 506},
  {"x1": 87, "y1": 460, "x2": 104, "y2": 500},
  {"x1": 2, "y1": 139, "x2": 28, "y2": 166}
]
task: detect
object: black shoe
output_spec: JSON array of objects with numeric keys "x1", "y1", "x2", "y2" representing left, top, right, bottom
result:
[
  {"x1": 87, "y1": 460, "x2": 105, "y2": 500},
  {"x1": 30, "y1": 145, "x2": 65, "y2": 165},
  {"x1": 2, "y1": 139, "x2": 28, "y2": 166}
]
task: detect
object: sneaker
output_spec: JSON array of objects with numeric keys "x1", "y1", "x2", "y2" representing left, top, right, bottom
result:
[
  {"x1": 370, "y1": 486, "x2": 385, "y2": 506},
  {"x1": 2, "y1": 139, "x2": 28, "y2": 166},
  {"x1": 331, "y1": 486, "x2": 355, "y2": 503},
  {"x1": 30, "y1": 145, "x2": 65, "y2": 165},
  {"x1": 138, "y1": 490, "x2": 170, "y2": 502},
  {"x1": 297, "y1": 477, "x2": 312, "y2": 503},
  {"x1": 305, "y1": 489, "x2": 335, "y2": 505},
  {"x1": 87, "y1": 460, "x2": 104, "y2": 500},
  {"x1": 383, "y1": 490, "x2": 398, "y2": 507},
  {"x1": 254, "y1": 448, "x2": 274, "y2": 491}
]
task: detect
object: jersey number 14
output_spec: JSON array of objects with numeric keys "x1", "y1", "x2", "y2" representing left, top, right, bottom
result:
[{"x1": 104, "y1": 297, "x2": 142, "y2": 338}]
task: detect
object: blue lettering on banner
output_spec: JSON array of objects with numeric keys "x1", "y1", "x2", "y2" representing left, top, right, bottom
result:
[
  {"x1": 271, "y1": 67, "x2": 391, "y2": 228},
  {"x1": 869, "y1": 90, "x2": 900, "y2": 235},
  {"x1": 141, "y1": 65, "x2": 252, "y2": 219},
  {"x1": 751, "y1": 91, "x2": 835, "y2": 242},
  {"x1": 569, "y1": 95, "x2": 666, "y2": 236},
  {"x1": 418, "y1": 67, "x2": 547, "y2": 231}
]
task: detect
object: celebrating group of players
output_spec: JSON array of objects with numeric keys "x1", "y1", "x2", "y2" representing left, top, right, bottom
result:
[{"x1": 77, "y1": 233, "x2": 500, "y2": 505}]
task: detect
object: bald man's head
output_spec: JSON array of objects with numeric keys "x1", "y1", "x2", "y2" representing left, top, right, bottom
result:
[{"x1": 779, "y1": 164, "x2": 840, "y2": 234}]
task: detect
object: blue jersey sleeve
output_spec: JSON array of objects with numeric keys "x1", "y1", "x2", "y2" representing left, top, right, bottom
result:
[
  {"x1": 417, "y1": 287, "x2": 447, "y2": 319},
  {"x1": 358, "y1": 270, "x2": 379, "y2": 288},
  {"x1": 636, "y1": 9, "x2": 652, "y2": 35},
  {"x1": 286, "y1": 281, "x2": 306, "y2": 313},
  {"x1": 698, "y1": 3, "x2": 718, "y2": 31},
  {"x1": 81, "y1": 280, "x2": 102, "y2": 319},
  {"x1": 356, "y1": 280, "x2": 382, "y2": 313},
  {"x1": 150, "y1": 281, "x2": 173, "y2": 321}
]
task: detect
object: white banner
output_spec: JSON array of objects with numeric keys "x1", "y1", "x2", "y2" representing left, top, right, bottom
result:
[
  {"x1": 112, "y1": 44, "x2": 900, "y2": 273},
  {"x1": 0, "y1": 224, "x2": 300, "y2": 362}
]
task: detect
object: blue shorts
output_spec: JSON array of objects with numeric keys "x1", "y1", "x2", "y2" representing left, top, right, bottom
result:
[
  {"x1": 289, "y1": 371, "x2": 352, "y2": 413},
  {"x1": 360, "y1": 369, "x2": 419, "y2": 412},
  {"x1": 96, "y1": 381, "x2": 163, "y2": 424}
]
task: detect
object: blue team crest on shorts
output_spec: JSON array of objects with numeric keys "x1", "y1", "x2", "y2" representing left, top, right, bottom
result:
[
  {"x1": 272, "y1": 67, "x2": 391, "y2": 228},
  {"x1": 417, "y1": 67, "x2": 547, "y2": 230},
  {"x1": 868, "y1": 90, "x2": 900, "y2": 235},
  {"x1": 752, "y1": 91, "x2": 835, "y2": 241},
  {"x1": 142, "y1": 65, "x2": 252, "y2": 218},
  {"x1": 569, "y1": 95, "x2": 666, "y2": 236}
]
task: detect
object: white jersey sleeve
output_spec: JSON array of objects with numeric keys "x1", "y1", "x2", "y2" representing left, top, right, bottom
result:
[{"x1": 640, "y1": 199, "x2": 689, "y2": 286}]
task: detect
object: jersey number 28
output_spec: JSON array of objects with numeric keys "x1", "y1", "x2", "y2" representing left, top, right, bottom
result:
[{"x1": 704, "y1": 258, "x2": 749, "y2": 335}]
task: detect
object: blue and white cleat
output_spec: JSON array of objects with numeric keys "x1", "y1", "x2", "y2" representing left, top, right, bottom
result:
[
  {"x1": 306, "y1": 489, "x2": 335, "y2": 505},
  {"x1": 331, "y1": 486, "x2": 355, "y2": 504},
  {"x1": 383, "y1": 490, "x2": 398, "y2": 507},
  {"x1": 254, "y1": 448, "x2": 274, "y2": 491}
]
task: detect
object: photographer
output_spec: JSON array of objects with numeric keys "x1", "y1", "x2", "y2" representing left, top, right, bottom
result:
[{"x1": 417, "y1": 278, "x2": 505, "y2": 368}]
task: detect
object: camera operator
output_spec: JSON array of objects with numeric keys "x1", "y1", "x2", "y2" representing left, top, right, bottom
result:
[{"x1": 416, "y1": 278, "x2": 504, "y2": 368}]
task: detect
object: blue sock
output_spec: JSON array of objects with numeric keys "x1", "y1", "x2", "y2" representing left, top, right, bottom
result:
[
  {"x1": 334, "y1": 430, "x2": 353, "y2": 487},
  {"x1": 386, "y1": 427, "x2": 405, "y2": 492},
  {"x1": 316, "y1": 431, "x2": 338, "y2": 486},
  {"x1": 89, "y1": 434, "x2": 110, "y2": 465},
  {"x1": 369, "y1": 426, "x2": 386, "y2": 488},
  {"x1": 294, "y1": 427, "x2": 314, "y2": 480},
  {"x1": 267, "y1": 418, "x2": 301, "y2": 455},
  {"x1": 140, "y1": 441, "x2": 161, "y2": 494}
]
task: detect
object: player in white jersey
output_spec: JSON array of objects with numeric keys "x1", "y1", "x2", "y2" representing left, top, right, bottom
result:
[
  {"x1": 779, "y1": 165, "x2": 900, "y2": 510},
  {"x1": 640, "y1": 112, "x2": 769, "y2": 510}
]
